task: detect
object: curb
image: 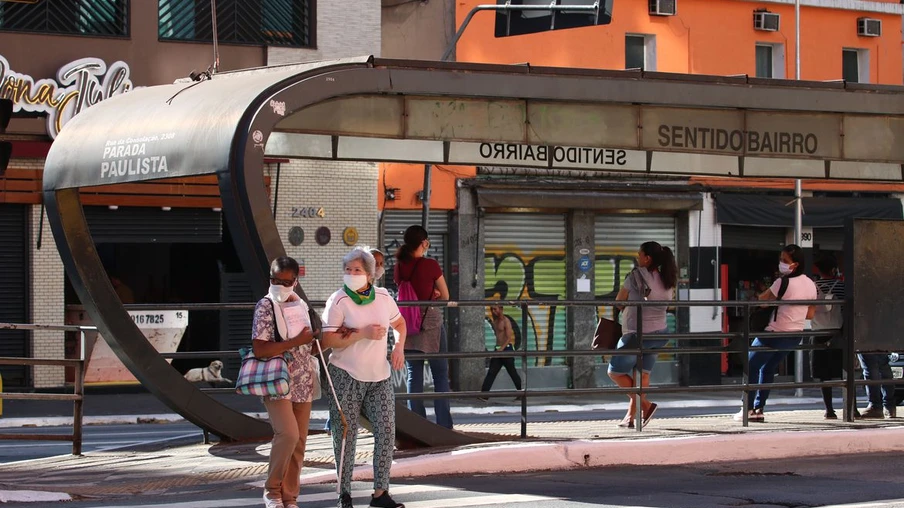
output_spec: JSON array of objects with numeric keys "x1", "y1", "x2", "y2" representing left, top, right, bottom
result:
[
  {"x1": 0, "y1": 397, "x2": 826, "y2": 429},
  {"x1": 293, "y1": 425, "x2": 904, "y2": 486}
]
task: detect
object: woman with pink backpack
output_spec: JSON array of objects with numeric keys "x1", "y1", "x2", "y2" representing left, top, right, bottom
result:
[{"x1": 394, "y1": 225, "x2": 454, "y2": 429}]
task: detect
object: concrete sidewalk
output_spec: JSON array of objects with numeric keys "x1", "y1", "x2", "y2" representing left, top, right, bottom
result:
[{"x1": 0, "y1": 406, "x2": 902, "y2": 503}]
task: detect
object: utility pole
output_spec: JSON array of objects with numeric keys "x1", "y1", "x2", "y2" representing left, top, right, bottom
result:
[{"x1": 794, "y1": 0, "x2": 804, "y2": 397}]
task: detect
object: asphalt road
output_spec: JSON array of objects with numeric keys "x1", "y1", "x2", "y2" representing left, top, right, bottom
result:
[{"x1": 42, "y1": 452, "x2": 904, "y2": 508}]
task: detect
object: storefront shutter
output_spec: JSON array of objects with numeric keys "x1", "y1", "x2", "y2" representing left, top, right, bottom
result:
[
  {"x1": 814, "y1": 228, "x2": 844, "y2": 252},
  {"x1": 0, "y1": 205, "x2": 29, "y2": 387},
  {"x1": 721, "y1": 225, "x2": 786, "y2": 250},
  {"x1": 381, "y1": 210, "x2": 448, "y2": 293},
  {"x1": 595, "y1": 214, "x2": 676, "y2": 298},
  {"x1": 84, "y1": 206, "x2": 222, "y2": 243},
  {"x1": 484, "y1": 213, "x2": 567, "y2": 366},
  {"x1": 595, "y1": 214, "x2": 678, "y2": 332}
]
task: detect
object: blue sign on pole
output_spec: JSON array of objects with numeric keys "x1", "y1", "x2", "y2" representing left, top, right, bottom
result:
[{"x1": 578, "y1": 255, "x2": 591, "y2": 273}]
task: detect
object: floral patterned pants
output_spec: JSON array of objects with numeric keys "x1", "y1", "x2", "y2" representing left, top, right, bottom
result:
[{"x1": 326, "y1": 364, "x2": 396, "y2": 496}]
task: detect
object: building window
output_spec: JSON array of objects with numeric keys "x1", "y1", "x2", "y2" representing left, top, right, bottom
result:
[
  {"x1": 159, "y1": 0, "x2": 314, "y2": 48},
  {"x1": 843, "y1": 48, "x2": 869, "y2": 83},
  {"x1": 625, "y1": 34, "x2": 656, "y2": 71},
  {"x1": 755, "y1": 43, "x2": 785, "y2": 79},
  {"x1": 0, "y1": 0, "x2": 129, "y2": 37}
]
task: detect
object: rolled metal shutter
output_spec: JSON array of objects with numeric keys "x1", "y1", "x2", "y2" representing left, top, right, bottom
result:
[
  {"x1": 484, "y1": 213, "x2": 566, "y2": 366},
  {"x1": 814, "y1": 228, "x2": 844, "y2": 251},
  {"x1": 721, "y1": 225, "x2": 786, "y2": 250},
  {"x1": 0, "y1": 205, "x2": 29, "y2": 387},
  {"x1": 595, "y1": 214, "x2": 677, "y2": 299},
  {"x1": 84, "y1": 206, "x2": 222, "y2": 243},
  {"x1": 381, "y1": 210, "x2": 448, "y2": 293},
  {"x1": 595, "y1": 214, "x2": 678, "y2": 340}
]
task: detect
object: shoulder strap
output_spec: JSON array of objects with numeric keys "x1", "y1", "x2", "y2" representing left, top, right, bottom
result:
[
  {"x1": 400, "y1": 257, "x2": 423, "y2": 283},
  {"x1": 265, "y1": 298, "x2": 283, "y2": 342},
  {"x1": 631, "y1": 268, "x2": 651, "y2": 300},
  {"x1": 776, "y1": 276, "x2": 790, "y2": 301}
]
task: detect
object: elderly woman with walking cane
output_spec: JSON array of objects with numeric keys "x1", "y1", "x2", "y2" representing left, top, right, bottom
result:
[{"x1": 319, "y1": 247, "x2": 407, "y2": 508}]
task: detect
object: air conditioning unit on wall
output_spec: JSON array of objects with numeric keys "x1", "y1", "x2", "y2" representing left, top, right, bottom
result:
[
  {"x1": 754, "y1": 11, "x2": 780, "y2": 32},
  {"x1": 858, "y1": 18, "x2": 881, "y2": 37},
  {"x1": 649, "y1": 0, "x2": 676, "y2": 16}
]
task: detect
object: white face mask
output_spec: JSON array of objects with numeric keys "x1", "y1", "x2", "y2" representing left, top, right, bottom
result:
[
  {"x1": 269, "y1": 284, "x2": 295, "y2": 303},
  {"x1": 375, "y1": 267, "x2": 385, "y2": 281},
  {"x1": 778, "y1": 262, "x2": 794, "y2": 275},
  {"x1": 344, "y1": 274, "x2": 368, "y2": 291}
]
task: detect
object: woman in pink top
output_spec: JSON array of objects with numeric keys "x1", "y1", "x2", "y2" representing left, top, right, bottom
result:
[{"x1": 735, "y1": 244, "x2": 817, "y2": 423}]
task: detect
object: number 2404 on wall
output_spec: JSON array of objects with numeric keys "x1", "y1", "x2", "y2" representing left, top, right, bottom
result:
[{"x1": 290, "y1": 207, "x2": 325, "y2": 218}]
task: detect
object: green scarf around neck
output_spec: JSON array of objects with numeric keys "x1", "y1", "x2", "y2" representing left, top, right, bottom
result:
[{"x1": 343, "y1": 284, "x2": 375, "y2": 305}]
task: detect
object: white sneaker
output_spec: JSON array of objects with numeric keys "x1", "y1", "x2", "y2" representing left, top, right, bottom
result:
[{"x1": 263, "y1": 492, "x2": 285, "y2": 508}]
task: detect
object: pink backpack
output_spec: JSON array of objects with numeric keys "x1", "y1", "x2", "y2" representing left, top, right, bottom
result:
[{"x1": 397, "y1": 259, "x2": 425, "y2": 334}]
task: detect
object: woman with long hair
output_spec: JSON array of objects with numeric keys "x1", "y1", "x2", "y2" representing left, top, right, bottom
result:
[
  {"x1": 252, "y1": 256, "x2": 317, "y2": 508},
  {"x1": 609, "y1": 241, "x2": 677, "y2": 429},
  {"x1": 735, "y1": 244, "x2": 816, "y2": 422},
  {"x1": 394, "y1": 225, "x2": 454, "y2": 429}
]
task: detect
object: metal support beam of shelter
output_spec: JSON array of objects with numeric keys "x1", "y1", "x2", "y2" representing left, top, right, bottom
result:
[{"x1": 43, "y1": 56, "x2": 904, "y2": 441}]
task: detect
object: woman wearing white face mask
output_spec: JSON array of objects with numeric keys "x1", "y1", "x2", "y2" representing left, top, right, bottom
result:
[
  {"x1": 321, "y1": 247, "x2": 407, "y2": 508},
  {"x1": 252, "y1": 256, "x2": 317, "y2": 508},
  {"x1": 734, "y1": 244, "x2": 817, "y2": 423}
]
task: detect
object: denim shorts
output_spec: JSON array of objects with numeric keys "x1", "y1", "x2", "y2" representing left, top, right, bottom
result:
[{"x1": 607, "y1": 329, "x2": 669, "y2": 375}]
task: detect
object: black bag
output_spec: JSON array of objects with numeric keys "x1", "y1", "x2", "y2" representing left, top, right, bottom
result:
[
  {"x1": 592, "y1": 316, "x2": 622, "y2": 351},
  {"x1": 749, "y1": 276, "x2": 790, "y2": 333}
]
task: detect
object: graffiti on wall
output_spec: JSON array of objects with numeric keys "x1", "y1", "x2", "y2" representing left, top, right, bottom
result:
[{"x1": 483, "y1": 247, "x2": 641, "y2": 366}]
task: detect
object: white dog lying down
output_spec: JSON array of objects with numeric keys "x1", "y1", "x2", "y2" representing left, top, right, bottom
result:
[{"x1": 184, "y1": 360, "x2": 233, "y2": 384}]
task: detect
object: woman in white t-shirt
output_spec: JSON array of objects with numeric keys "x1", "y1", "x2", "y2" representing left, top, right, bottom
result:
[
  {"x1": 321, "y1": 247, "x2": 407, "y2": 508},
  {"x1": 735, "y1": 244, "x2": 817, "y2": 423},
  {"x1": 252, "y1": 256, "x2": 317, "y2": 508}
]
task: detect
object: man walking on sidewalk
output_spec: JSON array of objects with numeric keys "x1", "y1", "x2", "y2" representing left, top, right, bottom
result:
[{"x1": 479, "y1": 305, "x2": 522, "y2": 401}]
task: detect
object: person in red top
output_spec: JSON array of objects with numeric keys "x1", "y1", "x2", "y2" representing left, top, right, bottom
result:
[{"x1": 394, "y1": 225, "x2": 454, "y2": 429}]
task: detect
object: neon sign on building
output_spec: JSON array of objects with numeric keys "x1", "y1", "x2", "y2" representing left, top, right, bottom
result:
[{"x1": 0, "y1": 55, "x2": 133, "y2": 139}]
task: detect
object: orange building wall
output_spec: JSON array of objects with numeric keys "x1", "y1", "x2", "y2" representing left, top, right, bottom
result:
[
  {"x1": 455, "y1": 0, "x2": 902, "y2": 84},
  {"x1": 380, "y1": 1, "x2": 904, "y2": 209},
  {"x1": 379, "y1": 163, "x2": 477, "y2": 211}
]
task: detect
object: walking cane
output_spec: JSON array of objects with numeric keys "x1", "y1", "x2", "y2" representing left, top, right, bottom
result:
[{"x1": 314, "y1": 339, "x2": 349, "y2": 494}]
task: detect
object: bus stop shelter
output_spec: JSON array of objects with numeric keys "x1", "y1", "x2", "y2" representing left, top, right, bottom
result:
[{"x1": 42, "y1": 56, "x2": 904, "y2": 441}]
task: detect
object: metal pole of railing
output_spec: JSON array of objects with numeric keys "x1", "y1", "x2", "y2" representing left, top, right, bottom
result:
[
  {"x1": 844, "y1": 316, "x2": 857, "y2": 422},
  {"x1": 520, "y1": 301, "x2": 528, "y2": 439},
  {"x1": 741, "y1": 305, "x2": 751, "y2": 426},
  {"x1": 635, "y1": 305, "x2": 644, "y2": 433},
  {"x1": 73, "y1": 330, "x2": 85, "y2": 455}
]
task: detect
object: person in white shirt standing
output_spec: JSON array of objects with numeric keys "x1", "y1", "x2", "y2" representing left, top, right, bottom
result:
[
  {"x1": 321, "y1": 247, "x2": 407, "y2": 508},
  {"x1": 735, "y1": 244, "x2": 816, "y2": 423}
]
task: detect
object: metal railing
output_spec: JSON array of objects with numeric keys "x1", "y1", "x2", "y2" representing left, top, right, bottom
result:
[
  {"x1": 128, "y1": 298, "x2": 901, "y2": 435},
  {"x1": 0, "y1": 322, "x2": 92, "y2": 455},
  {"x1": 8, "y1": 297, "x2": 902, "y2": 446}
]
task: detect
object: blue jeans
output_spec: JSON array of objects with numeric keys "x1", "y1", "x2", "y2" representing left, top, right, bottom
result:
[
  {"x1": 607, "y1": 329, "x2": 669, "y2": 375},
  {"x1": 405, "y1": 326, "x2": 453, "y2": 429},
  {"x1": 747, "y1": 337, "x2": 801, "y2": 410},
  {"x1": 858, "y1": 353, "x2": 896, "y2": 410}
]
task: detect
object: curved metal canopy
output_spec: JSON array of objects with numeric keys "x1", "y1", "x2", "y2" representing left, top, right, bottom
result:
[{"x1": 43, "y1": 56, "x2": 904, "y2": 440}]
